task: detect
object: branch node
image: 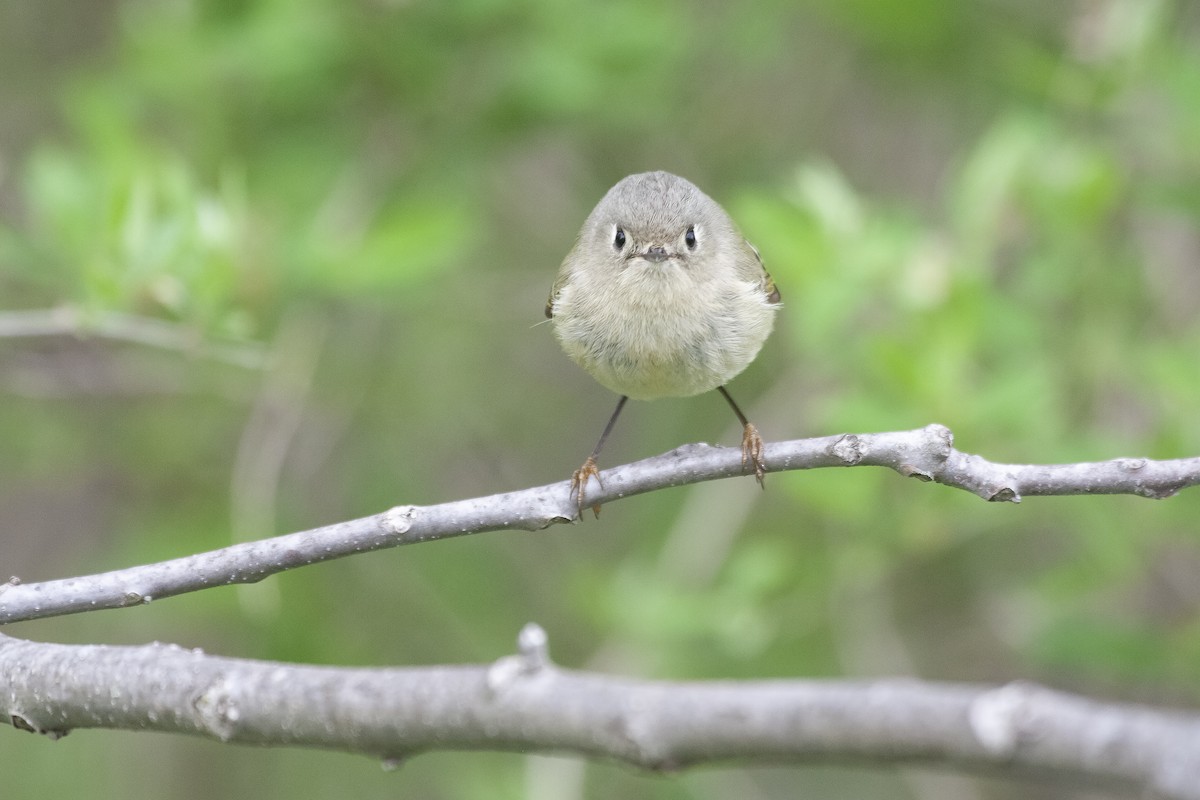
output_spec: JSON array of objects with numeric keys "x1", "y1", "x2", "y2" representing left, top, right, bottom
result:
[
  {"x1": 924, "y1": 423, "x2": 954, "y2": 457},
  {"x1": 1138, "y1": 484, "x2": 1181, "y2": 500},
  {"x1": 485, "y1": 656, "x2": 527, "y2": 693},
  {"x1": 898, "y1": 464, "x2": 934, "y2": 482},
  {"x1": 486, "y1": 623, "x2": 551, "y2": 694},
  {"x1": 672, "y1": 442, "x2": 716, "y2": 458},
  {"x1": 648, "y1": 757, "x2": 683, "y2": 774},
  {"x1": 517, "y1": 622, "x2": 550, "y2": 669},
  {"x1": 831, "y1": 434, "x2": 863, "y2": 465},
  {"x1": 986, "y1": 486, "x2": 1022, "y2": 503},
  {"x1": 10, "y1": 714, "x2": 35, "y2": 733},
  {"x1": 9, "y1": 713, "x2": 69, "y2": 740},
  {"x1": 969, "y1": 681, "x2": 1033, "y2": 757},
  {"x1": 381, "y1": 505, "x2": 416, "y2": 535},
  {"x1": 193, "y1": 676, "x2": 240, "y2": 741}
]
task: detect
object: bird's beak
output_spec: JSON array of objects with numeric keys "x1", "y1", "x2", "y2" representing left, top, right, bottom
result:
[{"x1": 641, "y1": 246, "x2": 670, "y2": 262}]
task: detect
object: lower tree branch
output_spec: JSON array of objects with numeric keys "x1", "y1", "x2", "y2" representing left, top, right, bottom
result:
[
  {"x1": 1, "y1": 626, "x2": 1197, "y2": 798},
  {"x1": 1, "y1": 424, "x2": 1197, "y2": 625}
]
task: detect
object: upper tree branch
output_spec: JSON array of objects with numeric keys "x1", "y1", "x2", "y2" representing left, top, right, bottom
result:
[
  {"x1": 2, "y1": 424, "x2": 1197, "y2": 625},
  {"x1": 1, "y1": 626, "x2": 1198, "y2": 798},
  {"x1": 0, "y1": 307, "x2": 267, "y2": 369}
]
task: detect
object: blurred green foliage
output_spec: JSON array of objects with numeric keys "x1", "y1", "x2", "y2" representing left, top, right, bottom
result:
[{"x1": 1, "y1": 0, "x2": 1199, "y2": 798}]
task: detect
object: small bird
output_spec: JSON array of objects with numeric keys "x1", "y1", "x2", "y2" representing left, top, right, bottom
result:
[{"x1": 546, "y1": 171, "x2": 781, "y2": 516}]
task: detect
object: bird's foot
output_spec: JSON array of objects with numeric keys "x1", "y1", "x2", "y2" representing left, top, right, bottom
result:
[
  {"x1": 741, "y1": 423, "x2": 767, "y2": 487},
  {"x1": 570, "y1": 456, "x2": 604, "y2": 518}
]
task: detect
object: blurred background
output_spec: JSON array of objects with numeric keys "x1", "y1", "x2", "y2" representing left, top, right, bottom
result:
[{"x1": 2, "y1": 0, "x2": 1199, "y2": 797}]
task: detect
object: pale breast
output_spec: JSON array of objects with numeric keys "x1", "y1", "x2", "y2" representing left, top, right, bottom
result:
[{"x1": 552, "y1": 273, "x2": 776, "y2": 400}]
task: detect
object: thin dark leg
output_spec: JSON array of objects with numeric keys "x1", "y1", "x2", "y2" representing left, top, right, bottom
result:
[
  {"x1": 570, "y1": 395, "x2": 628, "y2": 518},
  {"x1": 717, "y1": 386, "x2": 750, "y2": 427},
  {"x1": 717, "y1": 386, "x2": 767, "y2": 486},
  {"x1": 588, "y1": 395, "x2": 629, "y2": 462}
]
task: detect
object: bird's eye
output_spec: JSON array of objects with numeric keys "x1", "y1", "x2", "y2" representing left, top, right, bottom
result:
[
  {"x1": 684, "y1": 226, "x2": 697, "y2": 249},
  {"x1": 613, "y1": 228, "x2": 626, "y2": 250}
]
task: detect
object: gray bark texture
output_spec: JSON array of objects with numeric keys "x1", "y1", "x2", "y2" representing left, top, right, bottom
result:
[
  {"x1": 2, "y1": 425, "x2": 1197, "y2": 624},
  {"x1": 2, "y1": 627, "x2": 1199, "y2": 798}
]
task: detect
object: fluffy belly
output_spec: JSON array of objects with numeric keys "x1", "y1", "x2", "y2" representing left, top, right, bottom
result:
[{"x1": 555, "y1": 294, "x2": 774, "y2": 400}]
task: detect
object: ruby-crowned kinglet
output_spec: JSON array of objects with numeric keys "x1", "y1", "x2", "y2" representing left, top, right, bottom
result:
[{"x1": 546, "y1": 171, "x2": 781, "y2": 515}]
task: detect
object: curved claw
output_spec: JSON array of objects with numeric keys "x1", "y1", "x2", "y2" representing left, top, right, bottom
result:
[
  {"x1": 570, "y1": 456, "x2": 604, "y2": 518},
  {"x1": 741, "y1": 423, "x2": 767, "y2": 487}
]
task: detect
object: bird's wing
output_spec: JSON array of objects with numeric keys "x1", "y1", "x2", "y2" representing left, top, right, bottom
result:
[
  {"x1": 545, "y1": 267, "x2": 569, "y2": 319},
  {"x1": 745, "y1": 240, "x2": 781, "y2": 304}
]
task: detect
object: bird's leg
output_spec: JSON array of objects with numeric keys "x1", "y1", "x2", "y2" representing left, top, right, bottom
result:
[
  {"x1": 717, "y1": 386, "x2": 767, "y2": 486},
  {"x1": 570, "y1": 395, "x2": 628, "y2": 518}
]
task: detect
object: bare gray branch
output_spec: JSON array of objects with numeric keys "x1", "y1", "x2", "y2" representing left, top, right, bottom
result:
[
  {"x1": 2, "y1": 424, "x2": 1197, "y2": 624},
  {"x1": 1, "y1": 630, "x2": 1197, "y2": 798}
]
